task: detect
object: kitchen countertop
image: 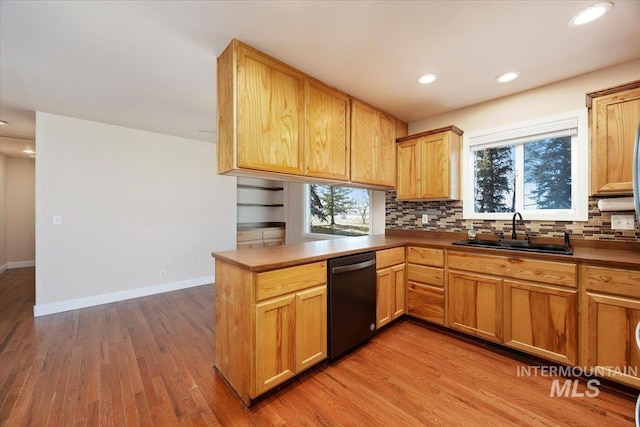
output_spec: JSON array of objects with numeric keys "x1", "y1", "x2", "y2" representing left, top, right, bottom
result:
[{"x1": 212, "y1": 230, "x2": 640, "y2": 272}]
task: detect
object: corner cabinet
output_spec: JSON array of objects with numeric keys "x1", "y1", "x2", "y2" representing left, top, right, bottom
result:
[
  {"x1": 351, "y1": 99, "x2": 397, "y2": 188},
  {"x1": 215, "y1": 259, "x2": 327, "y2": 404},
  {"x1": 396, "y1": 126, "x2": 463, "y2": 200},
  {"x1": 582, "y1": 265, "x2": 640, "y2": 388},
  {"x1": 375, "y1": 247, "x2": 406, "y2": 328},
  {"x1": 587, "y1": 80, "x2": 640, "y2": 195}
]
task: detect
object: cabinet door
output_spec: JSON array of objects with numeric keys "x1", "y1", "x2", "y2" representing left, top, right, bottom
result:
[
  {"x1": 447, "y1": 271, "x2": 503, "y2": 342},
  {"x1": 236, "y1": 44, "x2": 304, "y2": 174},
  {"x1": 584, "y1": 292, "x2": 640, "y2": 388},
  {"x1": 420, "y1": 132, "x2": 449, "y2": 199},
  {"x1": 396, "y1": 138, "x2": 421, "y2": 200},
  {"x1": 295, "y1": 286, "x2": 327, "y2": 372},
  {"x1": 255, "y1": 294, "x2": 296, "y2": 395},
  {"x1": 376, "y1": 111, "x2": 397, "y2": 187},
  {"x1": 591, "y1": 86, "x2": 640, "y2": 195},
  {"x1": 351, "y1": 100, "x2": 377, "y2": 185},
  {"x1": 408, "y1": 282, "x2": 444, "y2": 325},
  {"x1": 504, "y1": 281, "x2": 577, "y2": 365},
  {"x1": 376, "y1": 267, "x2": 392, "y2": 328},
  {"x1": 391, "y1": 264, "x2": 406, "y2": 319},
  {"x1": 304, "y1": 80, "x2": 350, "y2": 180}
]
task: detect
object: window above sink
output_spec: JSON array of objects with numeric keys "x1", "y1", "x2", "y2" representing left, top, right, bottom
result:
[{"x1": 462, "y1": 110, "x2": 588, "y2": 222}]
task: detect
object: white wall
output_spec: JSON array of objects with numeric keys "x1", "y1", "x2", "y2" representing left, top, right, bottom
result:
[
  {"x1": 6, "y1": 157, "x2": 35, "y2": 265},
  {"x1": 285, "y1": 182, "x2": 386, "y2": 244},
  {"x1": 410, "y1": 59, "x2": 640, "y2": 134},
  {"x1": 34, "y1": 112, "x2": 236, "y2": 315},
  {"x1": 0, "y1": 154, "x2": 7, "y2": 272}
]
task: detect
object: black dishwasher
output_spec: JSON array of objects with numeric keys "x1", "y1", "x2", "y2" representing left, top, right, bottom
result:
[{"x1": 327, "y1": 252, "x2": 377, "y2": 361}]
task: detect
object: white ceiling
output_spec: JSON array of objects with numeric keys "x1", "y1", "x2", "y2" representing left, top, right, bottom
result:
[{"x1": 1, "y1": 0, "x2": 640, "y2": 158}]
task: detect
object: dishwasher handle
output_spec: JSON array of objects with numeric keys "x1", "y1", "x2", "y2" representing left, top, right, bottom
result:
[{"x1": 331, "y1": 258, "x2": 376, "y2": 275}]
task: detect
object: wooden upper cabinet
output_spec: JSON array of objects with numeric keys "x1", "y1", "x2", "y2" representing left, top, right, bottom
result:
[
  {"x1": 236, "y1": 43, "x2": 305, "y2": 174},
  {"x1": 304, "y1": 79, "x2": 350, "y2": 180},
  {"x1": 351, "y1": 99, "x2": 397, "y2": 188},
  {"x1": 218, "y1": 40, "x2": 304, "y2": 176},
  {"x1": 396, "y1": 119, "x2": 409, "y2": 139},
  {"x1": 587, "y1": 80, "x2": 640, "y2": 195},
  {"x1": 396, "y1": 126, "x2": 463, "y2": 200}
]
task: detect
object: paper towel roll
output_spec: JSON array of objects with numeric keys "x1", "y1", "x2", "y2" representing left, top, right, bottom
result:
[{"x1": 597, "y1": 197, "x2": 635, "y2": 212}]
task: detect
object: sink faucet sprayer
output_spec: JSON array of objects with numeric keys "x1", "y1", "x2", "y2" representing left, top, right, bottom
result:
[{"x1": 511, "y1": 212, "x2": 526, "y2": 241}]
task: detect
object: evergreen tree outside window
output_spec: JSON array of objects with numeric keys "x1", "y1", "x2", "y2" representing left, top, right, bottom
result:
[
  {"x1": 464, "y1": 110, "x2": 588, "y2": 221},
  {"x1": 306, "y1": 184, "x2": 371, "y2": 237}
]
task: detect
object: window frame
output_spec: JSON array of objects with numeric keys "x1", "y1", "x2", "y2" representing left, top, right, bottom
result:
[
  {"x1": 302, "y1": 184, "x2": 373, "y2": 240},
  {"x1": 462, "y1": 109, "x2": 589, "y2": 221}
]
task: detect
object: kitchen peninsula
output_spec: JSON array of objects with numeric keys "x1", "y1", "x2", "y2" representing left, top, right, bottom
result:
[{"x1": 212, "y1": 231, "x2": 640, "y2": 404}]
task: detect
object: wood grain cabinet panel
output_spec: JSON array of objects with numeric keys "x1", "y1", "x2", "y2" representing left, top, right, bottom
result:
[
  {"x1": 376, "y1": 249, "x2": 406, "y2": 328},
  {"x1": 504, "y1": 281, "x2": 577, "y2": 365},
  {"x1": 237, "y1": 43, "x2": 305, "y2": 174},
  {"x1": 408, "y1": 282, "x2": 445, "y2": 325},
  {"x1": 255, "y1": 294, "x2": 296, "y2": 395},
  {"x1": 304, "y1": 79, "x2": 350, "y2": 180},
  {"x1": 447, "y1": 271, "x2": 503, "y2": 343},
  {"x1": 295, "y1": 286, "x2": 327, "y2": 372},
  {"x1": 588, "y1": 81, "x2": 640, "y2": 195},
  {"x1": 406, "y1": 246, "x2": 445, "y2": 325},
  {"x1": 582, "y1": 264, "x2": 640, "y2": 388},
  {"x1": 351, "y1": 99, "x2": 397, "y2": 188},
  {"x1": 396, "y1": 126, "x2": 463, "y2": 201}
]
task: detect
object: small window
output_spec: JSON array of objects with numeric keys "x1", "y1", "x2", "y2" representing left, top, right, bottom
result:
[
  {"x1": 463, "y1": 110, "x2": 588, "y2": 221},
  {"x1": 304, "y1": 184, "x2": 371, "y2": 237}
]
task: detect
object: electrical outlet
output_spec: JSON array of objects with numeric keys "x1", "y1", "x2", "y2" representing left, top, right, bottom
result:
[
  {"x1": 160, "y1": 269, "x2": 167, "y2": 278},
  {"x1": 422, "y1": 214, "x2": 428, "y2": 225},
  {"x1": 52, "y1": 215, "x2": 62, "y2": 225},
  {"x1": 611, "y1": 215, "x2": 635, "y2": 231}
]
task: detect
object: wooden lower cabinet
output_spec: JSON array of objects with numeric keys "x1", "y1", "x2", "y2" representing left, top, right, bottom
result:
[
  {"x1": 295, "y1": 286, "x2": 328, "y2": 372},
  {"x1": 582, "y1": 265, "x2": 640, "y2": 388},
  {"x1": 255, "y1": 284, "x2": 327, "y2": 396},
  {"x1": 447, "y1": 271, "x2": 503, "y2": 343},
  {"x1": 376, "y1": 248, "x2": 406, "y2": 328},
  {"x1": 376, "y1": 264, "x2": 406, "y2": 328},
  {"x1": 504, "y1": 280, "x2": 577, "y2": 365},
  {"x1": 255, "y1": 294, "x2": 296, "y2": 395},
  {"x1": 406, "y1": 246, "x2": 445, "y2": 325}
]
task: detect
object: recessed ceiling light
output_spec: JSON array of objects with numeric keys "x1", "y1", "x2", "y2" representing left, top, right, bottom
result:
[
  {"x1": 22, "y1": 149, "x2": 35, "y2": 154},
  {"x1": 496, "y1": 71, "x2": 519, "y2": 83},
  {"x1": 568, "y1": 2, "x2": 613, "y2": 26},
  {"x1": 0, "y1": 120, "x2": 7, "y2": 125},
  {"x1": 417, "y1": 73, "x2": 438, "y2": 85}
]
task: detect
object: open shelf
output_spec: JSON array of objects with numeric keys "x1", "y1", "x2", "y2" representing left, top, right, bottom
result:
[
  {"x1": 237, "y1": 203, "x2": 284, "y2": 208},
  {"x1": 237, "y1": 184, "x2": 284, "y2": 191}
]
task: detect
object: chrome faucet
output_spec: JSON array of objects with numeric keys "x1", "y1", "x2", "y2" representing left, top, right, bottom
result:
[{"x1": 511, "y1": 212, "x2": 525, "y2": 240}]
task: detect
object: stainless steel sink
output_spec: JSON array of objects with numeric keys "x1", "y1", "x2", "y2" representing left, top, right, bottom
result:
[{"x1": 452, "y1": 238, "x2": 573, "y2": 255}]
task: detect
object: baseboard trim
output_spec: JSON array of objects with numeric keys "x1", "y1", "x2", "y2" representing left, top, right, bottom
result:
[
  {"x1": 33, "y1": 275, "x2": 214, "y2": 317},
  {"x1": 0, "y1": 263, "x2": 7, "y2": 274},
  {"x1": 8, "y1": 260, "x2": 36, "y2": 269}
]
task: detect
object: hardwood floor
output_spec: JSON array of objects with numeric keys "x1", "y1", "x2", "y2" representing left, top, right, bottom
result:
[{"x1": 0, "y1": 267, "x2": 635, "y2": 426}]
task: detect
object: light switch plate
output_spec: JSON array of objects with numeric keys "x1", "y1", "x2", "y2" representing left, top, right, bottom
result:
[
  {"x1": 611, "y1": 214, "x2": 635, "y2": 231},
  {"x1": 422, "y1": 214, "x2": 428, "y2": 225}
]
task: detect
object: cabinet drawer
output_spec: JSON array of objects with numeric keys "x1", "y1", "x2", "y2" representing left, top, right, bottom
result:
[
  {"x1": 376, "y1": 247, "x2": 405, "y2": 269},
  {"x1": 447, "y1": 251, "x2": 576, "y2": 288},
  {"x1": 263, "y1": 228, "x2": 285, "y2": 239},
  {"x1": 256, "y1": 261, "x2": 327, "y2": 301},
  {"x1": 237, "y1": 229, "x2": 263, "y2": 242},
  {"x1": 584, "y1": 265, "x2": 640, "y2": 298},
  {"x1": 407, "y1": 282, "x2": 444, "y2": 325},
  {"x1": 407, "y1": 246, "x2": 444, "y2": 267},
  {"x1": 407, "y1": 264, "x2": 443, "y2": 287}
]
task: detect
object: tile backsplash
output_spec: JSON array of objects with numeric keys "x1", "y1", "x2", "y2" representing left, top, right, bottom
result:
[{"x1": 385, "y1": 191, "x2": 639, "y2": 242}]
